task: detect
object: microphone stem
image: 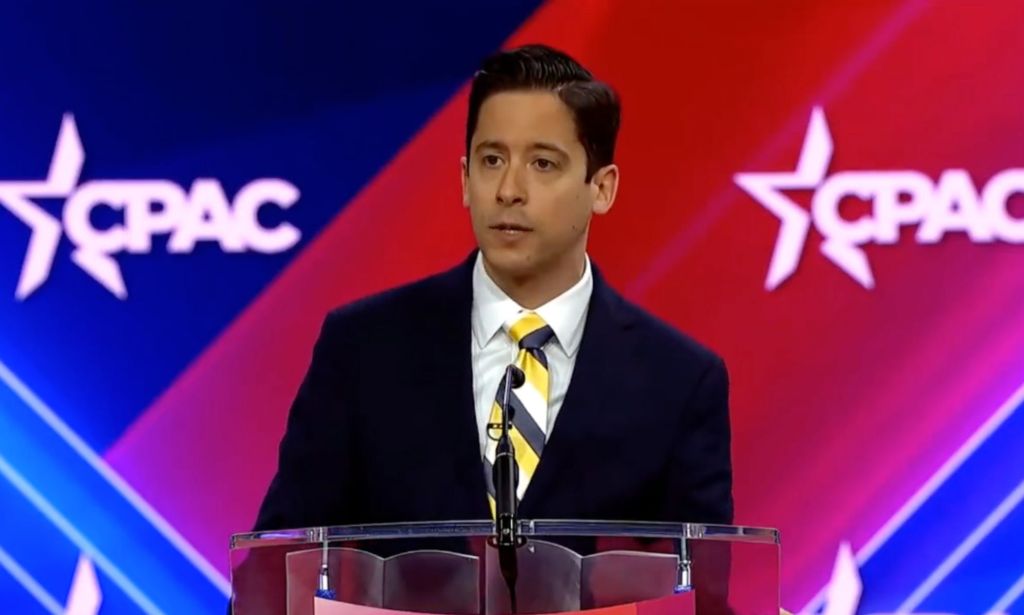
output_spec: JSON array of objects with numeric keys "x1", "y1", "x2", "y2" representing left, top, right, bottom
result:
[{"x1": 494, "y1": 364, "x2": 524, "y2": 613}]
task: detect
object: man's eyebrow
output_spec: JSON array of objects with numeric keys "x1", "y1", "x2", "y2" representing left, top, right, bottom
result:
[
  {"x1": 530, "y1": 142, "x2": 570, "y2": 158},
  {"x1": 474, "y1": 140, "x2": 570, "y2": 158},
  {"x1": 474, "y1": 140, "x2": 507, "y2": 153}
]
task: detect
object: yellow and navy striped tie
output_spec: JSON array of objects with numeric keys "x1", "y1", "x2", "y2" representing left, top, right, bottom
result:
[{"x1": 484, "y1": 312, "x2": 555, "y2": 517}]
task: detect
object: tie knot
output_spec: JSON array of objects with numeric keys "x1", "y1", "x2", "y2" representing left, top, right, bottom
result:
[{"x1": 506, "y1": 312, "x2": 555, "y2": 350}]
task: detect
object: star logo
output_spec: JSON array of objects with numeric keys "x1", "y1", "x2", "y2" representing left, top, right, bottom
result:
[
  {"x1": 0, "y1": 114, "x2": 107, "y2": 299},
  {"x1": 735, "y1": 107, "x2": 875, "y2": 290},
  {"x1": 64, "y1": 554, "x2": 102, "y2": 615}
]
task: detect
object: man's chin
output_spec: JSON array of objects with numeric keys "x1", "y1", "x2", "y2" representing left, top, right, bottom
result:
[{"x1": 480, "y1": 248, "x2": 540, "y2": 282}]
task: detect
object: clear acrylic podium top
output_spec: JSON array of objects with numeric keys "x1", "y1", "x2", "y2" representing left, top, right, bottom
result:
[{"x1": 230, "y1": 520, "x2": 779, "y2": 615}]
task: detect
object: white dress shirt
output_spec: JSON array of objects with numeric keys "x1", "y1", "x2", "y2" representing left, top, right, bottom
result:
[{"x1": 471, "y1": 252, "x2": 593, "y2": 454}]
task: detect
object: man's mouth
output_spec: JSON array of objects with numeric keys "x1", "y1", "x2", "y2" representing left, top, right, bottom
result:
[{"x1": 490, "y1": 223, "x2": 532, "y2": 232}]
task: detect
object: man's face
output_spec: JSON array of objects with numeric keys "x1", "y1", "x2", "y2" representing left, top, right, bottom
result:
[{"x1": 462, "y1": 90, "x2": 615, "y2": 284}]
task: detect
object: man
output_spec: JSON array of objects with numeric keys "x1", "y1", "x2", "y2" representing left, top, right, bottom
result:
[{"x1": 253, "y1": 44, "x2": 732, "y2": 533}]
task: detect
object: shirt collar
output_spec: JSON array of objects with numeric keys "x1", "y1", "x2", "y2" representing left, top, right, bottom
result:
[{"x1": 471, "y1": 252, "x2": 593, "y2": 356}]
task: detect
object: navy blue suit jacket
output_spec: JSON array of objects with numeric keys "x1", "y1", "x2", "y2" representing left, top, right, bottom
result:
[{"x1": 254, "y1": 253, "x2": 733, "y2": 532}]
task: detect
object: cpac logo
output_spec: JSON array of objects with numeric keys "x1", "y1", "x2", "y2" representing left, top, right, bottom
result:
[
  {"x1": 735, "y1": 107, "x2": 1024, "y2": 290},
  {"x1": 0, "y1": 114, "x2": 301, "y2": 299}
]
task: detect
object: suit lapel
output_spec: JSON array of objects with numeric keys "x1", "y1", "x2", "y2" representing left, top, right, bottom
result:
[
  {"x1": 519, "y1": 266, "x2": 634, "y2": 516},
  {"x1": 430, "y1": 254, "x2": 492, "y2": 517}
]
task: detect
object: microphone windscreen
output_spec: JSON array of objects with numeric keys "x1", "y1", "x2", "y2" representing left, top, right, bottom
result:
[{"x1": 509, "y1": 365, "x2": 526, "y2": 389}]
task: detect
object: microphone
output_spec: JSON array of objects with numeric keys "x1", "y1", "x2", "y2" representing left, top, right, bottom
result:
[{"x1": 493, "y1": 364, "x2": 526, "y2": 613}]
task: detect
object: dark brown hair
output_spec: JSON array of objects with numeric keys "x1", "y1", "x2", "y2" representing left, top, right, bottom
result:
[{"x1": 466, "y1": 44, "x2": 620, "y2": 181}]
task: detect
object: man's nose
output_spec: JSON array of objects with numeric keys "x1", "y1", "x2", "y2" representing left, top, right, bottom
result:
[{"x1": 496, "y1": 165, "x2": 526, "y2": 206}]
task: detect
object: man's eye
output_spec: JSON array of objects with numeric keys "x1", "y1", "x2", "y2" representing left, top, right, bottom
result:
[
  {"x1": 534, "y1": 158, "x2": 557, "y2": 171},
  {"x1": 482, "y1": 155, "x2": 502, "y2": 167}
]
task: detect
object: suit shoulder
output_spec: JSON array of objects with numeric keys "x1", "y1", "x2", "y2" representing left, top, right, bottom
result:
[
  {"x1": 616, "y1": 295, "x2": 724, "y2": 372},
  {"x1": 323, "y1": 266, "x2": 463, "y2": 332}
]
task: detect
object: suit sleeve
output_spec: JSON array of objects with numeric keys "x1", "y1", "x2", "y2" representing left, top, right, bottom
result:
[
  {"x1": 252, "y1": 311, "x2": 359, "y2": 531},
  {"x1": 661, "y1": 356, "x2": 734, "y2": 524}
]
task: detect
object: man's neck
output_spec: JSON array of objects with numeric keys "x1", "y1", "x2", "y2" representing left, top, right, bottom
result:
[{"x1": 483, "y1": 254, "x2": 587, "y2": 310}]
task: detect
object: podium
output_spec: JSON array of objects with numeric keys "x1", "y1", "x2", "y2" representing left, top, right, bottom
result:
[{"x1": 230, "y1": 520, "x2": 779, "y2": 615}]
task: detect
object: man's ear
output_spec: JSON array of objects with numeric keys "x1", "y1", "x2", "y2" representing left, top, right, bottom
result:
[
  {"x1": 590, "y1": 163, "x2": 619, "y2": 215},
  {"x1": 460, "y1": 156, "x2": 470, "y2": 208}
]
